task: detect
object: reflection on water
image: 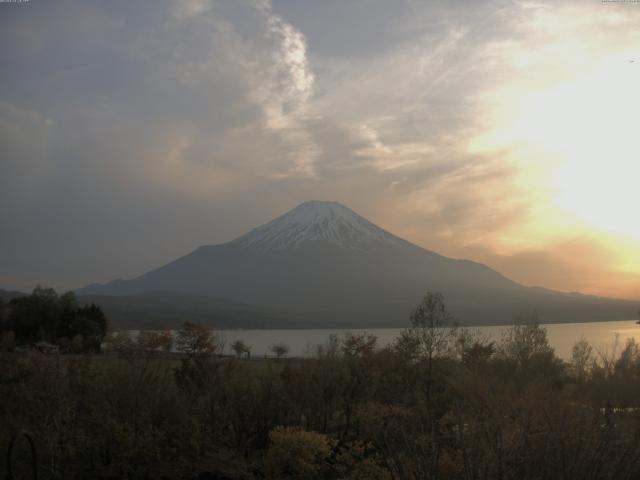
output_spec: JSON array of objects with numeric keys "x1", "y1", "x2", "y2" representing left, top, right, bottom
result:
[{"x1": 204, "y1": 320, "x2": 640, "y2": 360}]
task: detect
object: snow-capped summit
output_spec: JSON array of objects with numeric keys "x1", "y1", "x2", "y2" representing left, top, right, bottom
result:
[{"x1": 230, "y1": 200, "x2": 404, "y2": 251}]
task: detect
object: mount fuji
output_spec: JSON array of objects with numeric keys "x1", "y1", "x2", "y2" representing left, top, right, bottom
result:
[{"x1": 78, "y1": 201, "x2": 637, "y2": 328}]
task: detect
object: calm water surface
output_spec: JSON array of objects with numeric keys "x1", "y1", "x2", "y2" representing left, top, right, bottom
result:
[{"x1": 198, "y1": 320, "x2": 640, "y2": 360}]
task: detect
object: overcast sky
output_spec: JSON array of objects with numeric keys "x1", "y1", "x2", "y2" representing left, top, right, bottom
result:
[{"x1": 2, "y1": 0, "x2": 640, "y2": 299}]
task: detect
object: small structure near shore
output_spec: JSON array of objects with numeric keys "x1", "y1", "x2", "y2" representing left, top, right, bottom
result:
[{"x1": 34, "y1": 341, "x2": 60, "y2": 354}]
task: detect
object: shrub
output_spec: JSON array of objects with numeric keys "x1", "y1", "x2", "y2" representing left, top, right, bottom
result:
[{"x1": 263, "y1": 426, "x2": 332, "y2": 479}]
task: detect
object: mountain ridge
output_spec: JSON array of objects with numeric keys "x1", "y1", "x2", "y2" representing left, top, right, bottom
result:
[{"x1": 78, "y1": 201, "x2": 637, "y2": 327}]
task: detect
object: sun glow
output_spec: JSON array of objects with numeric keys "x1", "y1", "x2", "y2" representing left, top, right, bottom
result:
[{"x1": 473, "y1": 52, "x2": 640, "y2": 240}]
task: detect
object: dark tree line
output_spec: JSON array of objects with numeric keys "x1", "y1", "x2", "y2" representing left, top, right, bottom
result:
[{"x1": 1, "y1": 286, "x2": 108, "y2": 352}]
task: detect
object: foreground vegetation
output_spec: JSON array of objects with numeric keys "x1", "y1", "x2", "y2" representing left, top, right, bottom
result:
[{"x1": 2, "y1": 291, "x2": 640, "y2": 479}]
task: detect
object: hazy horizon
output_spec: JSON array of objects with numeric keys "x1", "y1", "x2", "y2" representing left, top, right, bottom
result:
[{"x1": 2, "y1": 0, "x2": 640, "y2": 300}]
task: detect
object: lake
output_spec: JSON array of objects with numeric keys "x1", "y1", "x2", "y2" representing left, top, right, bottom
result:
[{"x1": 206, "y1": 320, "x2": 640, "y2": 360}]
